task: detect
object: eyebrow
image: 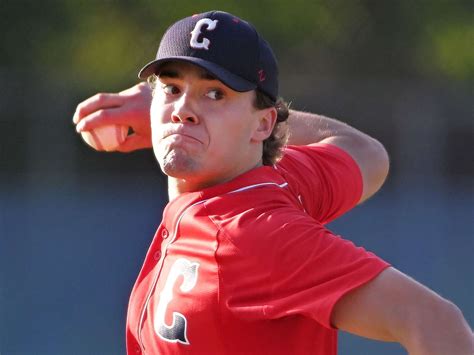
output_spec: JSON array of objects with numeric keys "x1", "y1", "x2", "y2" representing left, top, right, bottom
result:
[
  {"x1": 158, "y1": 68, "x2": 217, "y2": 81},
  {"x1": 158, "y1": 69, "x2": 179, "y2": 79}
]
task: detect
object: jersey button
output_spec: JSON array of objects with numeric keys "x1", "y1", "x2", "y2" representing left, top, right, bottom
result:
[
  {"x1": 153, "y1": 250, "x2": 162, "y2": 260},
  {"x1": 161, "y1": 228, "x2": 169, "y2": 239}
]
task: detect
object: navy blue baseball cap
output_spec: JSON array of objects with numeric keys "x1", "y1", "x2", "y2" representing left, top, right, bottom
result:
[{"x1": 138, "y1": 11, "x2": 279, "y2": 101}]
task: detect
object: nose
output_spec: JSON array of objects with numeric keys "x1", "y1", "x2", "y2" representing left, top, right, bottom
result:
[{"x1": 171, "y1": 94, "x2": 199, "y2": 124}]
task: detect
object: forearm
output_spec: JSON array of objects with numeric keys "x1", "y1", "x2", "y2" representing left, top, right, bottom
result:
[
  {"x1": 405, "y1": 304, "x2": 474, "y2": 354},
  {"x1": 333, "y1": 268, "x2": 474, "y2": 355}
]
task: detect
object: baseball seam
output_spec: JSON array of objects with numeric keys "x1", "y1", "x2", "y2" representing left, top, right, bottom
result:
[{"x1": 90, "y1": 129, "x2": 105, "y2": 151}]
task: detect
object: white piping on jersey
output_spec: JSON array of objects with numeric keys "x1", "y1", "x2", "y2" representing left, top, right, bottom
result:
[
  {"x1": 137, "y1": 180, "x2": 289, "y2": 352},
  {"x1": 228, "y1": 181, "x2": 288, "y2": 194}
]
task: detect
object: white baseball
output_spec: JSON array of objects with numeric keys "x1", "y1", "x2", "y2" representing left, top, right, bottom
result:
[{"x1": 81, "y1": 125, "x2": 128, "y2": 152}]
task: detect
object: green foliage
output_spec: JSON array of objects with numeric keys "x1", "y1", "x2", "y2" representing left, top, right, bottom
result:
[
  {"x1": 430, "y1": 23, "x2": 474, "y2": 81},
  {"x1": 1, "y1": 0, "x2": 471, "y2": 88},
  {"x1": 413, "y1": 0, "x2": 474, "y2": 81}
]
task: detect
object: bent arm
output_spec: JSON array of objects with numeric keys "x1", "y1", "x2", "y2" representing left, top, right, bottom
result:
[
  {"x1": 331, "y1": 267, "x2": 474, "y2": 354},
  {"x1": 72, "y1": 86, "x2": 389, "y2": 203},
  {"x1": 287, "y1": 110, "x2": 389, "y2": 203}
]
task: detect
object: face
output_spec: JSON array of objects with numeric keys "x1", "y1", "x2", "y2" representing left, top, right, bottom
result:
[{"x1": 150, "y1": 61, "x2": 275, "y2": 190}]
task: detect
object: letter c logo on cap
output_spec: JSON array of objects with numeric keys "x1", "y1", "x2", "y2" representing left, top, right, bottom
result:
[{"x1": 190, "y1": 18, "x2": 218, "y2": 50}]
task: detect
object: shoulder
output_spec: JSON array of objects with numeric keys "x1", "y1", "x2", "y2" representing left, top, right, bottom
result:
[
  {"x1": 278, "y1": 143, "x2": 361, "y2": 176},
  {"x1": 275, "y1": 144, "x2": 363, "y2": 223}
]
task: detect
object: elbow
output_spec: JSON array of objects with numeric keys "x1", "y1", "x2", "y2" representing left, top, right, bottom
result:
[
  {"x1": 370, "y1": 137, "x2": 390, "y2": 187},
  {"x1": 358, "y1": 137, "x2": 390, "y2": 203}
]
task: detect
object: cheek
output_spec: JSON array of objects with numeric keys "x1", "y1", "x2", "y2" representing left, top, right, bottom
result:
[
  {"x1": 150, "y1": 96, "x2": 164, "y2": 123},
  {"x1": 150, "y1": 99, "x2": 169, "y2": 136},
  {"x1": 224, "y1": 106, "x2": 257, "y2": 139},
  {"x1": 208, "y1": 113, "x2": 252, "y2": 153}
]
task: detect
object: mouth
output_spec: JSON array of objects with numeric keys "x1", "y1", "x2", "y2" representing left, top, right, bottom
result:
[{"x1": 163, "y1": 133, "x2": 203, "y2": 144}]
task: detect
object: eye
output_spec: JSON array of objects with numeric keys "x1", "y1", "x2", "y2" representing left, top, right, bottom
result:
[
  {"x1": 206, "y1": 89, "x2": 224, "y2": 100},
  {"x1": 162, "y1": 84, "x2": 180, "y2": 95}
]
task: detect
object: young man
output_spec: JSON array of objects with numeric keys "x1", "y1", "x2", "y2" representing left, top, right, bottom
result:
[{"x1": 73, "y1": 11, "x2": 473, "y2": 355}]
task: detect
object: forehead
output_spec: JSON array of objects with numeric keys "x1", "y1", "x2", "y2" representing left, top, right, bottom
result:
[{"x1": 157, "y1": 61, "x2": 218, "y2": 81}]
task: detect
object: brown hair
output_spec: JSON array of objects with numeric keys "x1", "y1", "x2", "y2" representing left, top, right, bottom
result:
[{"x1": 253, "y1": 90, "x2": 290, "y2": 166}]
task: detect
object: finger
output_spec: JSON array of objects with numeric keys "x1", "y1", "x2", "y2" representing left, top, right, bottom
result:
[
  {"x1": 76, "y1": 107, "x2": 134, "y2": 132},
  {"x1": 73, "y1": 93, "x2": 124, "y2": 124},
  {"x1": 116, "y1": 134, "x2": 152, "y2": 152}
]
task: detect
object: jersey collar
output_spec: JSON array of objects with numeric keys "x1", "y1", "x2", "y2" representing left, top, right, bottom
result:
[{"x1": 162, "y1": 165, "x2": 285, "y2": 226}]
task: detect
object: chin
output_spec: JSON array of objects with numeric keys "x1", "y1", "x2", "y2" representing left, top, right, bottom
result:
[{"x1": 157, "y1": 151, "x2": 201, "y2": 179}]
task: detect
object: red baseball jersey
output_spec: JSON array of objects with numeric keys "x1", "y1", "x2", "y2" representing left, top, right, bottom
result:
[{"x1": 126, "y1": 144, "x2": 390, "y2": 354}]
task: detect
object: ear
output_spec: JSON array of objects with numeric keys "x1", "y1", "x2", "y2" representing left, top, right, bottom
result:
[{"x1": 251, "y1": 107, "x2": 277, "y2": 142}]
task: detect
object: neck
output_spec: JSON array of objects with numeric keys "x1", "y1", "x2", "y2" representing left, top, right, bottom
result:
[{"x1": 167, "y1": 160, "x2": 263, "y2": 201}]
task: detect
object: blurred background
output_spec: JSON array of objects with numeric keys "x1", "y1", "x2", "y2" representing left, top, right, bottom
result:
[{"x1": 1, "y1": 0, "x2": 472, "y2": 354}]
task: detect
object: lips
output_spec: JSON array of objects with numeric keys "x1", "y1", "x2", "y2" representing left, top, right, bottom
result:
[
  {"x1": 168, "y1": 133, "x2": 201, "y2": 142},
  {"x1": 162, "y1": 131, "x2": 203, "y2": 144}
]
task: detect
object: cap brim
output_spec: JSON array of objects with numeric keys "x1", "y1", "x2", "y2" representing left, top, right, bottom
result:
[{"x1": 138, "y1": 57, "x2": 257, "y2": 93}]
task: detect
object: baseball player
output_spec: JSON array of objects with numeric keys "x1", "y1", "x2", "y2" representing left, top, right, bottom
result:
[{"x1": 73, "y1": 10, "x2": 473, "y2": 355}]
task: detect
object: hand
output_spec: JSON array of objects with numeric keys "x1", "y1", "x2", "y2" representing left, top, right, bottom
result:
[{"x1": 73, "y1": 82, "x2": 153, "y2": 152}]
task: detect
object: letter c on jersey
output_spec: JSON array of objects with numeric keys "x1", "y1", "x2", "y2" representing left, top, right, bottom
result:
[
  {"x1": 190, "y1": 18, "x2": 218, "y2": 50},
  {"x1": 154, "y1": 258, "x2": 199, "y2": 345}
]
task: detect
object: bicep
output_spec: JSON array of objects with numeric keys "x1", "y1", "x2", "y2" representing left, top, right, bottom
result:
[{"x1": 319, "y1": 135, "x2": 389, "y2": 204}]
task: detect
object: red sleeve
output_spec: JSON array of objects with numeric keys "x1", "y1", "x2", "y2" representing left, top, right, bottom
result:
[
  {"x1": 276, "y1": 143, "x2": 363, "y2": 224},
  {"x1": 264, "y1": 215, "x2": 389, "y2": 329},
  {"x1": 220, "y1": 210, "x2": 390, "y2": 330}
]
